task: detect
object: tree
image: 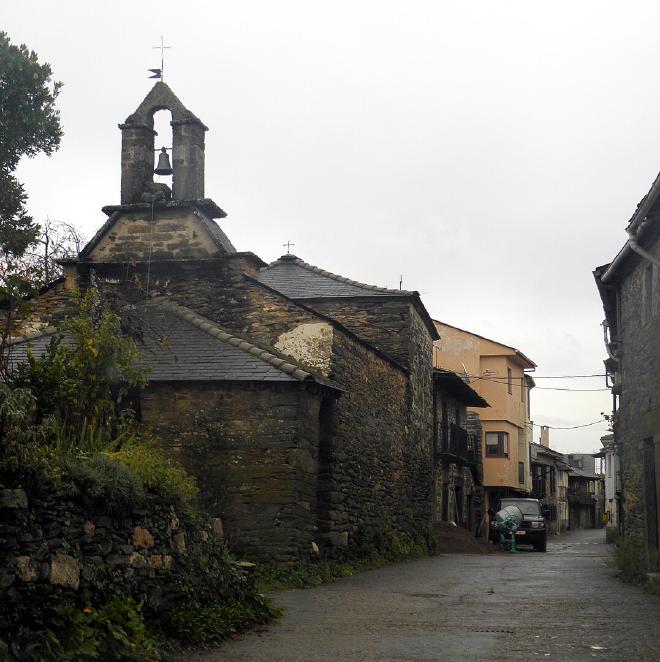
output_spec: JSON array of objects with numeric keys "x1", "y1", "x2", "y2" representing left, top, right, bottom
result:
[
  {"x1": 0, "y1": 32, "x2": 64, "y2": 371},
  {"x1": 0, "y1": 30, "x2": 63, "y2": 253}
]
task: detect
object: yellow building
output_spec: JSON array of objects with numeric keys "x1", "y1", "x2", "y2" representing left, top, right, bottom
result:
[{"x1": 432, "y1": 321, "x2": 536, "y2": 514}]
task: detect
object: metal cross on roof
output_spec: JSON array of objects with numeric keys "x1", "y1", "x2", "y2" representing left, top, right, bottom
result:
[
  {"x1": 149, "y1": 36, "x2": 172, "y2": 82},
  {"x1": 283, "y1": 240, "x2": 295, "y2": 254}
]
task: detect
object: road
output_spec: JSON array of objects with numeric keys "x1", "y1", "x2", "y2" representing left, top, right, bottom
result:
[{"x1": 179, "y1": 529, "x2": 660, "y2": 661}]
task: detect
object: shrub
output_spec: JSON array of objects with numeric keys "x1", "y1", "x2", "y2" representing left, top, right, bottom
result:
[
  {"x1": 614, "y1": 537, "x2": 660, "y2": 585},
  {"x1": 47, "y1": 598, "x2": 160, "y2": 661},
  {"x1": 163, "y1": 596, "x2": 276, "y2": 646},
  {"x1": 255, "y1": 529, "x2": 433, "y2": 592},
  {"x1": 109, "y1": 444, "x2": 198, "y2": 509},
  {"x1": 62, "y1": 454, "x2": 145, "y2": 514}
]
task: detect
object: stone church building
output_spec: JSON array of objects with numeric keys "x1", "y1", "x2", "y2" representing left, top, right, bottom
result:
[{"x1": 10, "y1": 83, "x2": 484, "y2": 561}]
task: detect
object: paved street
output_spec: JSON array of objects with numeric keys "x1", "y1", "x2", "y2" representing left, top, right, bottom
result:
[{"x1": 180, "y1": 529, "x2": 660, "y2": 661}]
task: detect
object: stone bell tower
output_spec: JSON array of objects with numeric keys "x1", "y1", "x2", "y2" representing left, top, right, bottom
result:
[
  {"x1": 77, "y1": 81, "x2": 234, "y2": 264},
  {"x1": 119, "y1": 81, "x2": 207, "y2": 203}
]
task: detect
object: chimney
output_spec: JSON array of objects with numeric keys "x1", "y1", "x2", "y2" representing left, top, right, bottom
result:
[{"x1": 539, "y1": 425, "x2": 550, "y2": 448}]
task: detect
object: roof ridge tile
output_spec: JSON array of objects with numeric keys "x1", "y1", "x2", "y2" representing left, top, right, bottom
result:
[{"x1": 260, "y1": 254, "x2": 416, "y2": 295}]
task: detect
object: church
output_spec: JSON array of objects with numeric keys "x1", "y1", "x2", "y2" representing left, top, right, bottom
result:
[{"x1": 10, "y1": 82, "x2": 484, "y2": 561}]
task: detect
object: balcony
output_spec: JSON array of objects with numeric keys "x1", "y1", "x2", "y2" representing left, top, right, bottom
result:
[
  {"x1": 568, "y1": 488, "x2": 596, "y2": 505},
  {"x1": 435, "y1": 424, "x2": 480, "y2": 466}
]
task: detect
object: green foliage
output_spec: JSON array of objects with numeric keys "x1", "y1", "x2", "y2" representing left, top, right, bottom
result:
[
  {"x1": 9, "y1": 288, "x2": 146, "y2": 436},
  {"x1": 0, "y1": 31, "x2": 62, "y2": 242},
  {"x1": 47, "y1": 598, "x2": 160, "y2": 661},
  {"x1": 61, "y1": 454, "x2": 146, "y2": 515},
  {"x1": 109, "y1": 444, "x2": 198, "y2": 509},
  {"x1": 614, "y1": 537, "x2": 660, "y2": 585},
  {"x1": 255, "y1": 530, "x2": 432, "y2": 592},
  {"x1": 163, "y1": 596, "x2": 277, "y2": 647}
]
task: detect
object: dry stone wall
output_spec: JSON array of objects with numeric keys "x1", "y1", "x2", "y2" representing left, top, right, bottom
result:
[{"x1": 0, "y1": 485, "x2": 226, "y2": 627}]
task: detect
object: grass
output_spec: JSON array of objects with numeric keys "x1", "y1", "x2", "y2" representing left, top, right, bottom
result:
[{"x1": 255, "y1": 532, "x2": 432, "y2": 592}]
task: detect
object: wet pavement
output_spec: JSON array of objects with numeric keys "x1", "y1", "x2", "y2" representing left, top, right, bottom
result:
[{"x1": 179, "y1": 529, "x2": 660, "y2": 661}]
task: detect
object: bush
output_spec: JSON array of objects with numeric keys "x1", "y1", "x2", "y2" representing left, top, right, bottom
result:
[
  {"x1": 46, "y1": 598, "x2": 160, "y2": 661},
  {"x1": 109, "y1": 444, "x2": 198, "y2": 510},
  {"x1": 614, "y1": 537, "x2": 660, "y2": 585},
  {"x1": 163, "y1": 596, "x2": 276, "y2": 646},
  {"x1": 62, "y1": 454, "x2": 145, "y2": 514}
]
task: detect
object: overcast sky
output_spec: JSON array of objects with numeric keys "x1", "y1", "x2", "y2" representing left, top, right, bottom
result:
[{"x1": 6, "y1": 1, "x2": 658, "y2": 453}]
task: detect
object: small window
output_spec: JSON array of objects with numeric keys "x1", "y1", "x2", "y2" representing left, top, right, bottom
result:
[
  {"x1": 507, "y1": 368, "x2": 512, "y2": 394},
  {"x1": 642, "y1": 263, "x2": 657, "y2": 324},
  {"x1": 518, "y1": 461, "x2": 525, "y2": 484},
  {"x1": 486, "y1": 431, "x2": 509, "y2": 458}
]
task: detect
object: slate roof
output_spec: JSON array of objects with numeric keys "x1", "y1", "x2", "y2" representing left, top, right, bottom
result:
[
  {"x1": 257, "y1": 254, "x2": 416, "y2": 299},
  {"x1": 133, "y1": 303, "x2": 311, "y2": 382},
  {"x1": 5, "y1": 328, "x2": 61, "y2": 373},
  {"x1": 568, "y1": 466, "x2": 602, "y2": 481},
  {"x1": 5, "y1": 302, "x2": 337, "y2": 387},
  {"x1": 433, "y1": 369, "x2": 489, "y2": 408}
]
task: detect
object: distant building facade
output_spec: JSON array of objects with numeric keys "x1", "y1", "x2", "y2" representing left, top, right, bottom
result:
[
  {"x1": 565, "y1": 454, "x2": 605, "y2": 530},
  {"x1": 530, "y1": 437, "x2": 569, "y2": 535},
  {"x1": 597, "y1": 434, "x2": 622, "y2": 536},
  {"x1": 432, "y1": 322, "x2": 535, "y2": 519}
]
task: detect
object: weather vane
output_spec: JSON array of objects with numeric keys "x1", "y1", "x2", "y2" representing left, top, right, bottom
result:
[
  {"x1": 283, "y1": 240, "x2": 295, "y2": 254},
  {"x1": 148, "y1": 36, "x2": 172, "y2": 82}
]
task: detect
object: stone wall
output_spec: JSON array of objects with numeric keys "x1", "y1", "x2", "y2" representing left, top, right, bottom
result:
[
  {"x1": 140, "y1": 381, "x2": 323, "y2": 563},
  {"x1": 315, "y1": 331, "x2": 413, "y2": 550},
  {"x1": 305, "y1": 297, "x2": 412, "y2": 367},
  {"x1": 405, "y1": 306, "x2": 435, "y2": 525},
  {"x1": 614, "y1": 229, "x2": 660, "y2": 549},
  {"x1": 0, "y1": 485, "x2": 226, "y2": 628},
  {"x1": 87, "y1": 209, "x2": 223, "y2": 262}
]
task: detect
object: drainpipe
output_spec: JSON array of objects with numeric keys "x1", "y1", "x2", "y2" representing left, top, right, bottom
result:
[{"x1": 627, "y1": 222, "x2": 660, "y2": 267}]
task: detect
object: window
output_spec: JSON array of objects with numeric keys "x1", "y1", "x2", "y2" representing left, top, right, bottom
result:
[
  {"x1": 486, "y1": 431, "x2": 509, "y2": 457},
  {"x1": 549, "y1": 467, "x2": 556, "y2": 493},
  {"x1": 518, "y1": 461, "x2": 525, "y2": 484},
  {"x1": 507, "y1": 368, "x2": 512, "y2": 394},
  {"x1": 642, "y1": 263, "x2": 657, "y2": 324}
]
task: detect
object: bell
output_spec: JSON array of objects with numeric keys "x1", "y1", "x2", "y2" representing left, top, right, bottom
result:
[{"x1": 154, "y1": 147, "x2": 173, "y2": 176}]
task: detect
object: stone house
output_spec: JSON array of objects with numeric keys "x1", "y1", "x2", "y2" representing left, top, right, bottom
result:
[
  {"x1": 594, "y1": 172, "x2": 660, "y2": 557},
  {"x1": 8, "y1": 82, "x2": 440, "y2": 562},
  {"x1": 432, "y1": 369, "x2": 488, "y2": 536}
]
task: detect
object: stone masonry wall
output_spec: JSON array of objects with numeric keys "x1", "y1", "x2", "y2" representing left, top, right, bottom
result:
[
  {"x1": 305, "y1": 297, "x2": 411, "y2": 367},
  {"x1": 0, "y1": 486, "x2": 224, "y2": 626},
  {"x1": 406, "y1": 305, "x2": 435, "y2": 527},
  {"x1": 140, "y1": 381, "x2": 322, "y2": 563},
  {"x1": 616, "y1": 229, "x2": 660, "y2": 549},
  {"x1": 315, "y1": 332, "x2": 413, "y2": 550},
  {"x1": 87, "y1": 209, "x2": 222, "y2": 262}
]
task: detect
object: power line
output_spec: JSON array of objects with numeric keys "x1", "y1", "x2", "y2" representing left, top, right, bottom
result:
[
  {"x1": 528, "y1": 419, "x2": 609, "y2": 430},
  {"x1": 466, "y1": 374, "x2": 610, "y2": 392}
]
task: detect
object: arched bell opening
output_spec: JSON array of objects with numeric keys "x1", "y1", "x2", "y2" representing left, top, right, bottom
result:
[
  {"x1": 119, "y1": 82, "x2": 207, "y2": 204},
  {"x1": 153, "y1": 109, "x2": 174, "y2": 180}
]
